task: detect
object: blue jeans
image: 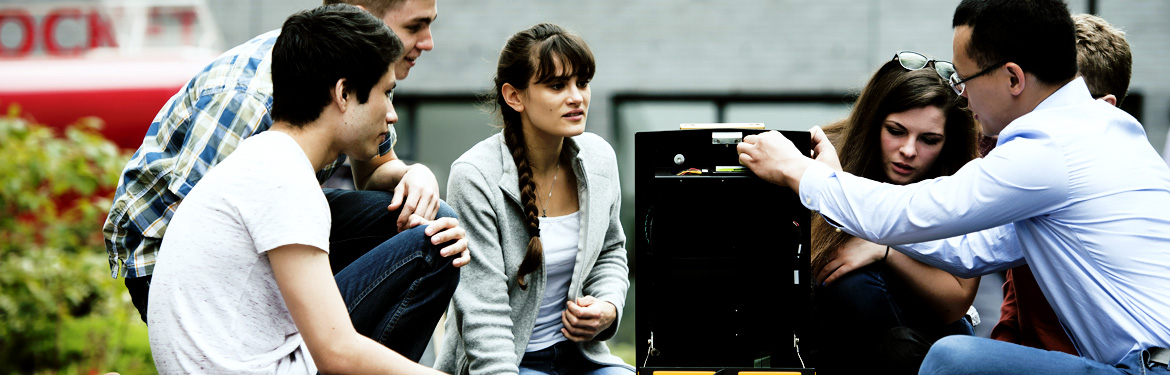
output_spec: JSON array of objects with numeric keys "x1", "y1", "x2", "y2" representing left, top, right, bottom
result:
[
  {"x1": 814, "y1": 264, "x2": 974, "y2": 373},
  {"x1": 921, "y1": 336, "x2": 1170, "y2": 375},
  {"x1": 326, "y1": 188, "x2": 460, "y2": 362},
  {"x1": 519, "y1": 341, "x2": 634, "y2": 375}
]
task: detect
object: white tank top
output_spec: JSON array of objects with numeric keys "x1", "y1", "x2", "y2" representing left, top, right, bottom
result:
[{"x1": 526, "y1": 211, "x2": 581, "y2": 352}]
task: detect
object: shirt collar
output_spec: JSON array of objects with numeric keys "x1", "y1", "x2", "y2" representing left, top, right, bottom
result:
[
  {"x1": 1033, "y1": 76, "x2": 1094, "y2": 112},
  {"x1": 997, "y1": 76, "x2": 1094, "y2": 142}
]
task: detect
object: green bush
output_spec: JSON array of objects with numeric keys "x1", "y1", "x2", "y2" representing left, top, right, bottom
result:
[{"x1": 0, "y1": 103, "x2": 154, "y2": 374}]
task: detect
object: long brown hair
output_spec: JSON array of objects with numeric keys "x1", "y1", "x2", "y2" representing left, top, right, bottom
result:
[
  {"x1": 493, "y1": 23, "x2": 595, "y2": 289},
  {"x1": 810, "y1": 59, "x2": 978, "y2": 275}
]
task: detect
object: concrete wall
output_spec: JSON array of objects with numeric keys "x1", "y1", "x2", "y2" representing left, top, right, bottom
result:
[
  {"x1": 184, "y1": 0, "x2": 1170, "y2": 150},
  {"x1": 4, "y1": 0, "x2": 1165, "y2": 148}
]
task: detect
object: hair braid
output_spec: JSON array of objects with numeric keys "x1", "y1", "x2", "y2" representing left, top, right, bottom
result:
[
  {"x1": 504, "y1": 127, "x2": 544, "y2": 289},
  {"x1": 493, "y1": 23, "x2": 594, "y2": 291}
]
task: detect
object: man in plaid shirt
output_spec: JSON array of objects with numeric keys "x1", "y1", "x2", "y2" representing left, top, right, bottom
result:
[{"x1": 103, "y1": 0, "x2": 467, "y2": 343}]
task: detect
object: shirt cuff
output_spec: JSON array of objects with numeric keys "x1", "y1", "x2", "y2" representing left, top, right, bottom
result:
[{"x1": 797, "y1": 162, "x2": 838, "y2": 211}]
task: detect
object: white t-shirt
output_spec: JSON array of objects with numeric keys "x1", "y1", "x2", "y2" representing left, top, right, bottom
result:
[
  {"x1": 526, "y1": 211, "x2": 581, "y2": 352},
  {"x1": 147, "y1": 131, "x2": 330, "y2": 375}
]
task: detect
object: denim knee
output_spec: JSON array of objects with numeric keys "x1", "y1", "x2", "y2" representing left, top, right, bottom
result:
[
  {"x1": 399, "y1": 223, "x2": 459, "y2": 280},
  {"x1": 816, "y1": 266, "x2": 887, "y2": 312},
  {"x1": 436, "y1": 199, "x2": 457, "y2": 220},
  {"x1": 920, "y1": 335, "x2": 980, "y2": 374}
]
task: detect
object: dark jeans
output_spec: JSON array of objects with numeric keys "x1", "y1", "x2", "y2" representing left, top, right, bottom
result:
[
  {"x1": 126, "y1": 274, "x2": 151, "y2": 320},
  {"x1": 125, "y1": 188, "x2": 459, "y2": 362},
  {"x1": 812, "y1": 263, "x2": 974, "y2": 374},
  {"x1": 519, "y1": 341, "x2": 634, "y2": 375}
]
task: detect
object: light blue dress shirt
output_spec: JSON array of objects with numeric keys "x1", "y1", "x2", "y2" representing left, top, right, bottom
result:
[{"x1": 799, "y1": 77, "x2": 1170, "y2": 365}]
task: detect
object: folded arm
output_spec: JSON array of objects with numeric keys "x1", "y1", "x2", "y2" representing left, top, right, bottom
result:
[
  {"x1": 351, "y1": 148, "x2": 441, "y2": 232},
  {"x1": 817, "y1": 236, "x2": 979, "y2": 323}
]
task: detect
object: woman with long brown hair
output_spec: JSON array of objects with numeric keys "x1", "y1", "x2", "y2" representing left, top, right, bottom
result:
[
  {"x1": 435, "y1": 23, "x2": 632, "y2": 375},
  {"x1": 811, "y1": 51, "x2": 981, "y2": 374}
]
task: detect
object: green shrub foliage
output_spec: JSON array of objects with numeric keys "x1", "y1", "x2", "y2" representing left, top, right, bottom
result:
[{"x1": 0, "y1": 104, "x2": 152, "y2": 374}]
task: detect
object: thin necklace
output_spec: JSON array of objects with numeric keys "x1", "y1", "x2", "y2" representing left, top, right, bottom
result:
[{"x1": 541, "y1": 157, "x2": 560, "y2": 218}]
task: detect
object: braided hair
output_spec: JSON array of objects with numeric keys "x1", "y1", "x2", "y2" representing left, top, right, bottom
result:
[{"x1": 492, "y1": 23, "x2": 595, "y2": 289}]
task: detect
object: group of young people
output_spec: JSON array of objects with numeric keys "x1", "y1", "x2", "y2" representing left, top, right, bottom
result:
[
  {"x1": 104, "y1": 0, "x2": 629, "y2": 374},
  {"x1": 100, "y1": 0, "x2": 1170, "y2": 374}
]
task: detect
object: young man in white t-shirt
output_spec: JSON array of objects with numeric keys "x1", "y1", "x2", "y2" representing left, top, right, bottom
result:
[{"x1": 147, "y1": 5, "x2": 457, "y2": 374}]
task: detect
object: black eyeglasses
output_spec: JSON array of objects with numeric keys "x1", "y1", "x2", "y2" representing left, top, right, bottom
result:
[
  {"x1": 894, "y1": 51, "x2": 957, "y2": 86},
  {"x1": 948, "y1": 61, "x2": 1008, "y2": 95}
]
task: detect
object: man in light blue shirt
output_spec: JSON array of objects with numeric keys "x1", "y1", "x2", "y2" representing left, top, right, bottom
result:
[{"x1": 738, "y1": 0, "x2": 1170, "y2": 373}]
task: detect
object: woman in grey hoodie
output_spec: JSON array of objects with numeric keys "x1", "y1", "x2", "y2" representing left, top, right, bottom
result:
[{"x1": 434, "y1": 23, "x2": 633, "y2": 375}]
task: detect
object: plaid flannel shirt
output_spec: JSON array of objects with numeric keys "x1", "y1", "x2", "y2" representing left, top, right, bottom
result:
[{"x1": 103, "y1": 29, "x2": 396, "y2": 278}]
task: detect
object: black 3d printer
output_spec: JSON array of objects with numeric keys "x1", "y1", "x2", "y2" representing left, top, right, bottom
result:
[{"x1": 635, "y1": 126, "x2": 814, "y2": 374}]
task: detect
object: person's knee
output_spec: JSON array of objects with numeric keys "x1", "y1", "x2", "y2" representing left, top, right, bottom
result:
[
  {"x1": 436, "y1": 199, "x2": 458, "y2": 220},
  {"x1": 815, "y1": 266, "x2": 885, "y2": 312},
  {"x1": 431, "y1": 200, "x2": 461, "y2": 276},
  {"x1": 824, "y1": 267, "x2": 879, "y2": 292},
  {"x1": 399, "y1": 225, "x2": 459, "y2": 277},
  {"x1": 398, "y1": 225, "x2": 440, "y2": 255},
  {"x1": 920, "y1": 335, "x2": 980, "y2": 374}
]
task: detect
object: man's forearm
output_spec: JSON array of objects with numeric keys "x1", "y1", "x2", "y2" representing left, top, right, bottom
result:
[
  {"x1": 783, "y1": 157, "x2": 817, "y2": 195},
  {"x1": 357, "y1": 159, "x2": 410, "y2": 191}
]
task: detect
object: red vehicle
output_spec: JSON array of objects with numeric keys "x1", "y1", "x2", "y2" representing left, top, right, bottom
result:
[{"x1": 0, "y1": 1, "x2": 222, "y2": 149}]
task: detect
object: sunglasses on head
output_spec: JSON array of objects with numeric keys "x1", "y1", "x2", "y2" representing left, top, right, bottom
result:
[{"x1": 893, "y1": 51, "x2": 960, "y2": 93}]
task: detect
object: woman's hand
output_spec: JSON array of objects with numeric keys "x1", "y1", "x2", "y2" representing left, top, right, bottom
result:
[
  {"x1": 560, "y1": 296, "x2": 617, "y2": 342},
  {"x1": 816, "y1": 236, "x2": 887, "y2": 285}
]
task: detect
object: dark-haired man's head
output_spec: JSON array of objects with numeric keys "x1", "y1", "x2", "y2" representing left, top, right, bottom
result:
[
  {"x1": 1073, "y1": 13, "x2": 1131, "y2": 107},
  {"x1": 323, "y1": 0, "x2": 437, "y2": 79},
  {"x1": 270, "y1": 3, "x2": 403, "y2": 127},
  {"x1": 950, "y1": 0, "x2": 1076, "y2": 136},
  {"x1": 953, "y1": 0, "x2": 1077, "y2": 85}
]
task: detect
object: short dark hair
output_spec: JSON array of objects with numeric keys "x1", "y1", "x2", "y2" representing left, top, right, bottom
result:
[
  {"x1": 271, "y1": 3, "x2": 403, "y2": 126},
  {"x1": 322, "y1": 0, "x2": 406, "y2": 18},
  {"x1": 953, "y1": 0, "x2": 1077, "y2": 85},
  {"x1": 1073, "y1": 13, "x2": 1131, "y2": 105}
]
